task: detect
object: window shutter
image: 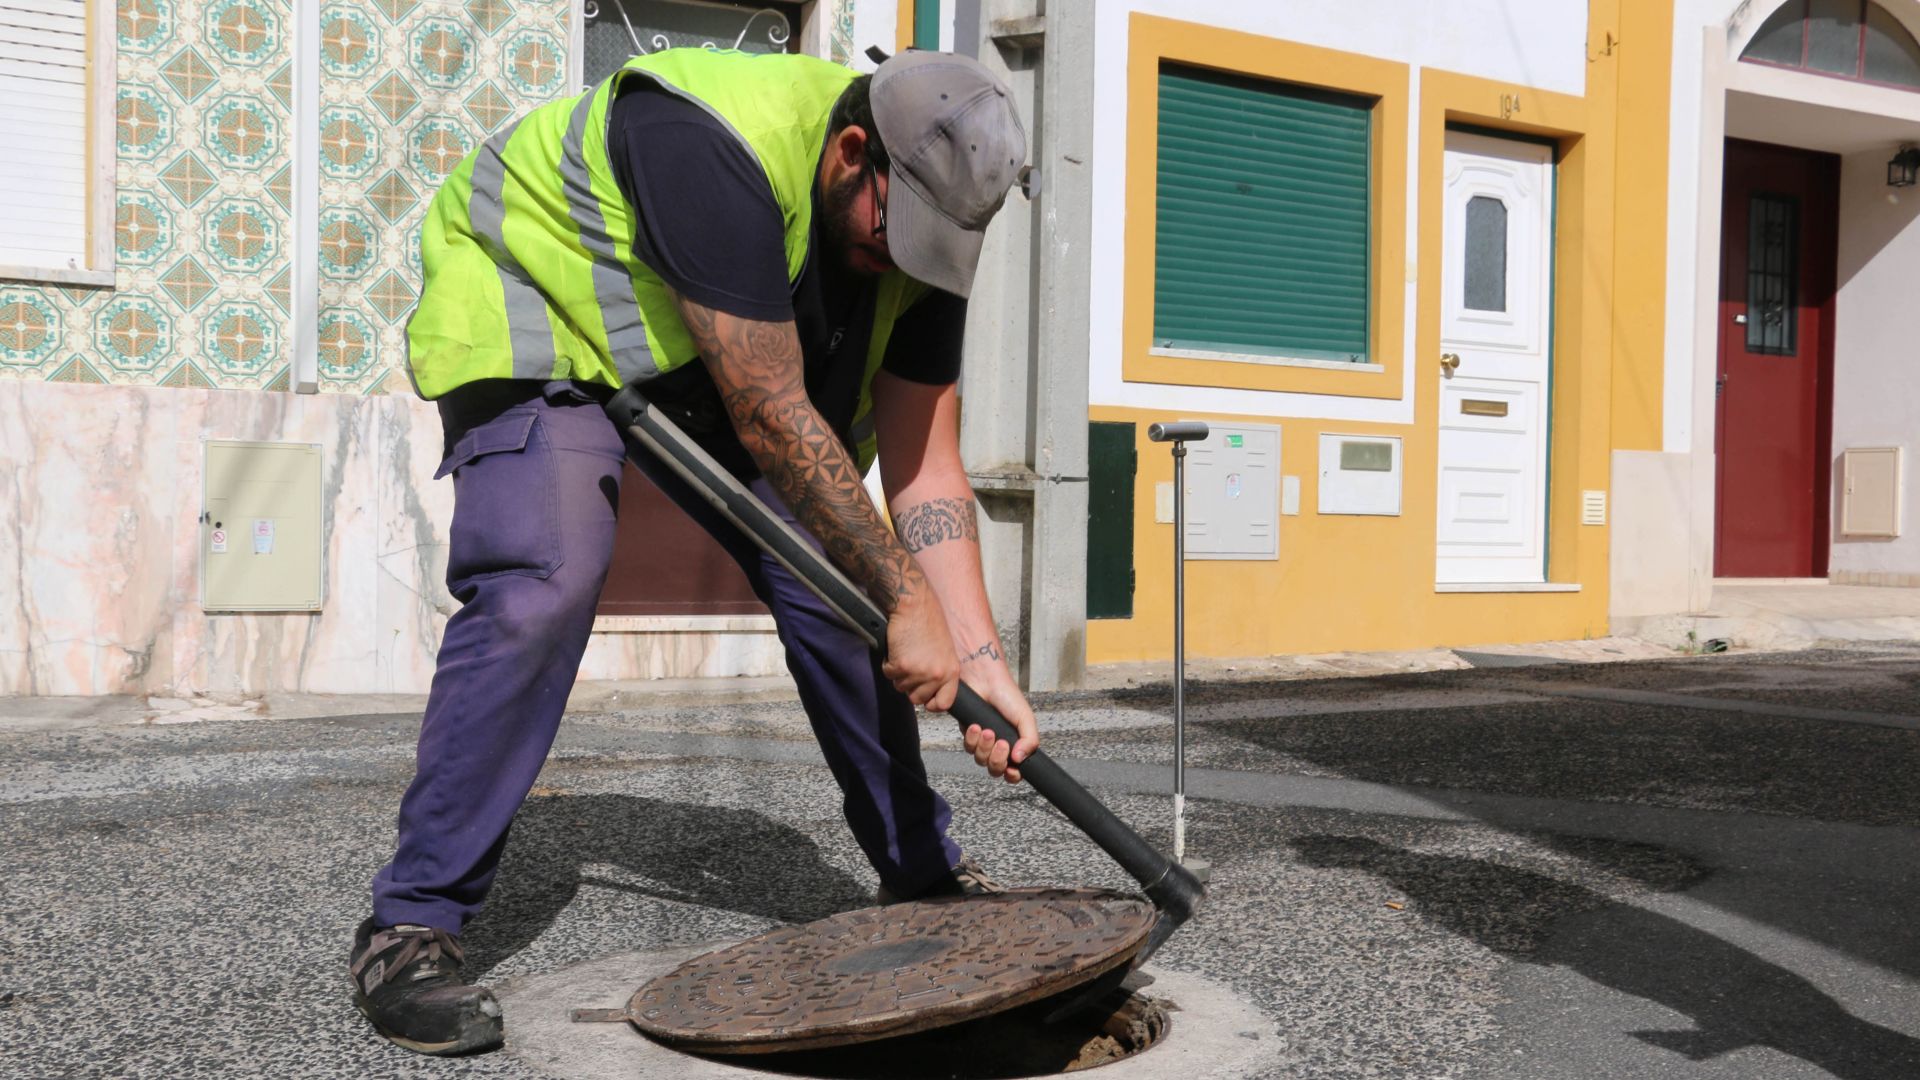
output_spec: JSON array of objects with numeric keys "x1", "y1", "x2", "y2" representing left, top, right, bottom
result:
[
  {"x1": 1154, "y1": 65, "x2": 1371, "y2": 363},
  {"x1": 0, "y1": 0, "x2": 90, "y2": 269},
  {"x1": 1086, "y1": 421, "x2": 1137, "y2": 620}
]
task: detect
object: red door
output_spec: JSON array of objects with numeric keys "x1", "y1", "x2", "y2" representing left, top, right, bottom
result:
[
  {"x1": 1715, "y1": 139, "x2": 1837, "y2": 578},
  {"x1": 597, "y1": 461, "x2": 767, "y2": 617}
]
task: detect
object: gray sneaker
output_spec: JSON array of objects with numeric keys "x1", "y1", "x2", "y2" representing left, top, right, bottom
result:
[
  {"x1": 875, "y1": 855, "x2": 1004, "y2": 904},
  {"x1": 349, "y1": 919, "x2": 503, "y2": 1055}
]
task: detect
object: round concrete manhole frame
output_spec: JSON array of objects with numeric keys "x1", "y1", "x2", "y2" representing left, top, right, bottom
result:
[{"x1": 496, "y1": 944, "x2": 1291, "y2": 1080}]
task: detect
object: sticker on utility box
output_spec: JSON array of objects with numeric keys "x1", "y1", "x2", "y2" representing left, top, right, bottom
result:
[
  {"x1": 210, "y1": 527, "x2": 228, "y2": 554},
  {"x1": 253, "y1": 519, "x2": 275, "y2": 555},
  {"x1": 1227, "y1": 434, "x2": 1244, "y2": 448}
]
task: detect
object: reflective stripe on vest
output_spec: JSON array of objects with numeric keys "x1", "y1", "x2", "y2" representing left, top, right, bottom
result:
[
  {"x1": 559, "y1": 91, "x2": 653, "y2": 382},
  {"x1": 466, "y1": 115, "x2": 559, "y2": 379}
]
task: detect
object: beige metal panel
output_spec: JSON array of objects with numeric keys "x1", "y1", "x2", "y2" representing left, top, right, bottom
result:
[
  {"x1": 1841, "y1": 447, "x2": 1903, "y2": 539},
  {"x1": 202, "y1": 441, "x2": 324, "y2": 611}
]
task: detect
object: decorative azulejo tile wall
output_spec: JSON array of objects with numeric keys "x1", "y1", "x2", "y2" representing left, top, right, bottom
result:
[
  {"x1": 0, "y1": 0, "x2": 572, "y2": 394},
  {"x1": 317, "y1": 0, "x2": 570, "y2": 394},
  {"x1": 1, "y1": 0, "x2": 293, "y2": 389}
]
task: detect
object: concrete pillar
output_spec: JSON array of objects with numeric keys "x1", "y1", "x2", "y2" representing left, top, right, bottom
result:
[{"x1": 954, "y1": 0, "x2": 1093, "y2": 691}]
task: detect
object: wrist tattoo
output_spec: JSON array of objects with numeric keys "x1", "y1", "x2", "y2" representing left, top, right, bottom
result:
[
  {"x1": 896, "y1": 497, "x2": 979, "y2": 554},
  {"x1": 960, "y1": 641, "x2": 1002, "y2": 665}
]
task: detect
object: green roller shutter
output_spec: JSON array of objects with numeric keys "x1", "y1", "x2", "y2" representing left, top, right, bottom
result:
[
  {"x1": 1086, "y1": 422, "x2": 1136, "y2": 620},
  {"x1": 1154, "y1": 65, "x2": 1372, "y2": 363},
  {"x1": 914, "y1": 0, "x2": 941, "y2": 49}
]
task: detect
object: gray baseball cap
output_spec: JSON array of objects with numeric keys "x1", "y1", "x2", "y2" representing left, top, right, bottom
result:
[{"x1": 870, "y1": 51, "x2": 1026, "y2": 298}]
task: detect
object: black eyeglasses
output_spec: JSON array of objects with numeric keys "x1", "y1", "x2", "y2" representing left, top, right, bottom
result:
[{"x1": 865, "y1": 160, "x2": 887, "y2": 238}]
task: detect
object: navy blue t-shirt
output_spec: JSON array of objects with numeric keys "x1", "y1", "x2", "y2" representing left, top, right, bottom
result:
[{"x1": 606, "y1": 82, "x2": 965, "y2": 475}]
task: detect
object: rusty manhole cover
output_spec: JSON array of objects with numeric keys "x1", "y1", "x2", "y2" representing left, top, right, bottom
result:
[{"x1": 627, "y1": 888, "x2": 1155, "y2": 1054}]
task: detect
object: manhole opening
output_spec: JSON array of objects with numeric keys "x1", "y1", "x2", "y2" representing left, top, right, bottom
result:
[{"x1": 674, "y1": 987, "x2": 1173, "y2": 1079}]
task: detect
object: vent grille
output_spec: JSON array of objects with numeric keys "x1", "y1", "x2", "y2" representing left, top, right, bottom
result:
[{"x1": 1581, "y1": 490, "x2": 1607, "y2": 526}]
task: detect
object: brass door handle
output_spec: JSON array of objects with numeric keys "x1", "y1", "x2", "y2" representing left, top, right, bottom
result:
[{"x1": 1441, "y1": 352, "x2": 1461, "y2": 373}]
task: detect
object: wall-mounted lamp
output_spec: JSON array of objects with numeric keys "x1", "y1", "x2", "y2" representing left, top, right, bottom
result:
[{"x1": 1889, "y1": 146, "x2": 1920, "y2": 188}]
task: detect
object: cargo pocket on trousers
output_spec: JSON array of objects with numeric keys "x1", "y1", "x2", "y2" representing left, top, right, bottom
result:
[{"x1": 439, "y1": 407, "x2": 564, "y2": 593}]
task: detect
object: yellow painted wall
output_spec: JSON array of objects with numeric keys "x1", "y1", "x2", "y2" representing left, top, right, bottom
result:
[
  {"x1": 1086, "y1": 7, "x2": 1663, "y2": 664},
  {"x1": 1611, "y1": 0, "x2": 1677, "y2": 452},
  {"x1": 1091, "y1": 405, "x2": 1608, "y2": 660}
]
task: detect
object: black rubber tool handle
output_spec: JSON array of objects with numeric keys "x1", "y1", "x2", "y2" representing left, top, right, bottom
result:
[{"x1": 604, "y1": 386, "x2": 1204, "y2": 953}]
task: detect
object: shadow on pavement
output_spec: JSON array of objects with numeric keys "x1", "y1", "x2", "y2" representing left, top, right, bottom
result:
[
  {"x1": 1292, "y1": 835, "x2": 1920, "y2": 1080},
  {"x1": 1188, "y1": 668, "x2": 1920, "y2": 984},
  {"x1": 463, "y1": 793, "x2": 870, "y2": 978}
]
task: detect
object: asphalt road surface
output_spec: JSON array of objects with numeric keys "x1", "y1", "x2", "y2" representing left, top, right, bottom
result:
[{"x1": 2, "y1": 643, "x2": 1916, "y2": 1078}]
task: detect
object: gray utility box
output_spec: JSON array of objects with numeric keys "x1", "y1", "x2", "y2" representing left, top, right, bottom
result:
[
  {"x1": 1182, "y1": 423, "x2": 1279, "y2": 560},
  {"x1": 202, "y1": 440, "x2": 324, "y2": 611}
]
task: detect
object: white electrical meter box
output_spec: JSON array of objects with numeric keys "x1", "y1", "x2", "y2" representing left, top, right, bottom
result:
[
  {"x1": 202, "y1": 440, "x2": 324, "y2": 611},
  {"x1": 1183, "y1": 424, "x2": 1279, "y2": 560},
  {"x1": 1318, "y1": 434, "x2": 1403, "y2": 516}
]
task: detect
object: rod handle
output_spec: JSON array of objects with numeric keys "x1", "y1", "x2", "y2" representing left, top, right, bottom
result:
[
  {"x1": 948, "y1": 682, "x2": 1184, "y2": 901},
  {"x1": 1148, "y1": 421, "x2": 1210, "y2": 443}
]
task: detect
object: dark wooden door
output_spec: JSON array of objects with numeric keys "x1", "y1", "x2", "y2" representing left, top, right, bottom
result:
[
  {"x1": 597, "y1": 460, "x2": 767, "y2": 617},
  {"x1": 1715, "y1": 139, "x2": 1837, "y2": 578}
]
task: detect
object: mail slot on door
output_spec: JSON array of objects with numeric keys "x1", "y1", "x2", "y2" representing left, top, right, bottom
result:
[{"x1": 1461, "y1": 399, "x2": 1510, "y2": 418}]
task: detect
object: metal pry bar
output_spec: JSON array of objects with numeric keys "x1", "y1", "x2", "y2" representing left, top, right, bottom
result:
[{"x1": 602, "y1": 385, "x2": 1205, "y2": 966}]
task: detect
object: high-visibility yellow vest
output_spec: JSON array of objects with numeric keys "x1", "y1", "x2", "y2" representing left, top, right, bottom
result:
[{"x1": 406, "y1": 48, "x2": 930, "y2": 469}]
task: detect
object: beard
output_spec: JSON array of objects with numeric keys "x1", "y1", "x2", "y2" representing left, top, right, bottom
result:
[{"x1": 818, "y1": 170, "x2": 874, "y2": 277}]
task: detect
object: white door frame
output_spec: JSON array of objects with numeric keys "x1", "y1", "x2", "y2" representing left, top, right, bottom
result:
[{"x1": 1435, "y1": 130, "x2": 1556, "y2": 585}]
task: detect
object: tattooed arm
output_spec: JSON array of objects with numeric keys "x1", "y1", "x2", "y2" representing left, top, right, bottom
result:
[
  {"x1": 873, "y1": 370, "x2": 1040, "y2": 783},
  {"x1": 675, "y1": 294, "x2": 960, "y2": 711}
]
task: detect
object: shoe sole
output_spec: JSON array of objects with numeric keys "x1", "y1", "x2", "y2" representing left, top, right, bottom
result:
[{"x1": 351, "y1": 986, "x2": 504, "y2": 1057}]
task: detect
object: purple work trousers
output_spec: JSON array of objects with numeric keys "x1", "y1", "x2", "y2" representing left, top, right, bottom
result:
[{"x1": 370, "y1": 380, "x2": 961, "y2": 932}]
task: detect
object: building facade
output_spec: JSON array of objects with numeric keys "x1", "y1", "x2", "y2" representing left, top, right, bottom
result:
[
  {"x1": 0, "y1": 0, "x2": 895, "y2": 696},
  {"x1": 1072, "y1": 0, "x2": 1663, "y2": 664},
  {"x1": 1614, "y1": 0, "x2": 1920, "y2": 625},
  {"x1": 6, "y1": 1, "x2": 1910, "y2": 699}
]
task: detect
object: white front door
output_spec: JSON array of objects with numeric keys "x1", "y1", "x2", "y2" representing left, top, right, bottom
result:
[{"x1": 1435, "y1": 131, "x2": 1554, "y2": 584}]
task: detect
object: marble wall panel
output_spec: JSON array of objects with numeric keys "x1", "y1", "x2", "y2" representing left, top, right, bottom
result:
[
  {"x1": 3, "y1": 379, "x2": 807, "y2": 696},
  {"x1": 374, "y1": 394, "x2": 458, "y2": 692},
  {"x1": 578, "y1": 624, "x2": 788, "y2": 681},
  {"x1": 2, "y1": 379, "x2": 456, "y2": 695},
  {"x1": 0, "y1": 382, "x2": 181, "y2": 693}
]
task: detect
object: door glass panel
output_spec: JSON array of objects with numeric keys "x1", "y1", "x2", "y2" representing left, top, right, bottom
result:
[
  {"x1": 1464, "y1": 194, "x2": 1508, "y2": 312},
  {"x1": 581, "y1": 0, "x2": 800, "y2": 87},
  {"x1": 1745, "y1": 1, "x2": 1808, "y2": 65},
  {"x1": 1746, "y1": 192, "x2": 1799, "y2": 355},
  {"x1": 1807, "y1": 0, "x2": 1864, "y2": 75},
  {"x1": 1864, "y1": 4, "x2": 1920, "y2": 85}
]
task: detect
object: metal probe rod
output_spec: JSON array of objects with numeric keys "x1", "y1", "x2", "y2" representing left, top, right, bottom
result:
[{"x1": 1146, "y1": 421, "x2": 1209, "y2": 867}]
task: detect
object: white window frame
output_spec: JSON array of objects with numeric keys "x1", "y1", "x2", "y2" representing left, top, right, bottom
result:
[{"x1": 0, "y1": 0, "x2": 115, "y2": 286}]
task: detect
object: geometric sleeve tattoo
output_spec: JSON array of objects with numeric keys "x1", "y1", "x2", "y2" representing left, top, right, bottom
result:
[
  {"x1": 894, "y1": 497, "x2": 979, "y2": 554},
  {"x1": 675, "y1": 295, "x2": 922, "y2": 613}
]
